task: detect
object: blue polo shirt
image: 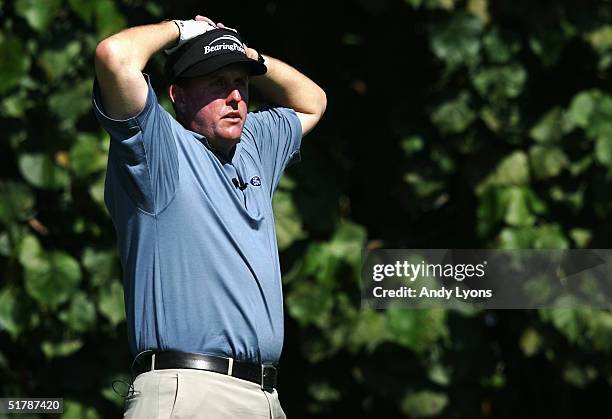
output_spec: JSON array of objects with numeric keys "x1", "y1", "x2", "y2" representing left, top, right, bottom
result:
[{"x1": 92, "y1": 75, "x2": 302, "y2": 364}]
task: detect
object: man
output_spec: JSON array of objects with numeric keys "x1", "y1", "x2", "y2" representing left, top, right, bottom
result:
[{"x1": 93, "y1": 14, "x2": 326, "y2": 418}]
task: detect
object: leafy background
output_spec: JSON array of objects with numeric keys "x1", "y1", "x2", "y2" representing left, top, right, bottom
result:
[{"x1": 1, "y1": 0, "x2": 612, "y2": 417}]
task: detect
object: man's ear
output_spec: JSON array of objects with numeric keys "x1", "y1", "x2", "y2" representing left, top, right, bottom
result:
[{"x1": 169, "y1": 84, "x2": 185, "y2": 113}]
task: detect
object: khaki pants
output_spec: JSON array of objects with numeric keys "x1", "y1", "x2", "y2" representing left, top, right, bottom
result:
[{"x1": 123, "y1": 368, "x2": 287, "y2": 419}]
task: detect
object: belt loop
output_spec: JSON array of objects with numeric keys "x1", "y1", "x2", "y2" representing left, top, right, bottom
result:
[
  {"x1": 227, "y1": 358, "x2": 234, "y2": 376},
  {"x1": 261, "y1": 364, "x2": 265, "y2": 391},
  {"x1": 151, "y1": 353, "x2": 156, "y2": 371}
]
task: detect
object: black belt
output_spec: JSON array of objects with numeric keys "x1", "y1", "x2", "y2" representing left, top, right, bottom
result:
[{"x1": 132, "y1": 351, "x2": 278, "y2": 391}]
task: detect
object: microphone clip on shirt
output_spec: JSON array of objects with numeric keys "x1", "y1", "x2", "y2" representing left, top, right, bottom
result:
[{"x1": 232, "y1": 177, "x2": 248, "y2": 191}]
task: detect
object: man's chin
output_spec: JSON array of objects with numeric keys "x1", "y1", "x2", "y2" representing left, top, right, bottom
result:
[
  {"x1": 219, "y1": 127, "x2": 244, "y2": 142},
  {"x1": 208, "y1": 136, "x2": 241, "y2": 156},
  {"x1": 219, "y1": 133, "x2": 242, "y2": 143}
]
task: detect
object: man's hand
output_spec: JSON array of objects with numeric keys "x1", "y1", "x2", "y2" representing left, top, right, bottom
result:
[
  {"x1": 165, "y1": 16, "x2": 217, "y2": 54},
  {"x1": 250, "y1": 55, "x2": 327, "y2": 136},
  {"x1": 236, "y1": 39, "x2": 326, "y2": 136},
  {"x1": 244, "y1": 45, "x2": 259, "y2": 61}
]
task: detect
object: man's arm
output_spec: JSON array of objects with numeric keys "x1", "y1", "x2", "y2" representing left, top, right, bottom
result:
[
  {"x1": 246, "y1": 49, "x2": 327, "y2": 136},
  {"x1": 94, "y1": 21, "x2": 181, "y2": 120}
]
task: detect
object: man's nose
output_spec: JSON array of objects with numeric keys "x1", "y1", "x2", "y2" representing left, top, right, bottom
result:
[{"x1": 227, "y1": 88, "x2": 242, "y2": 103}]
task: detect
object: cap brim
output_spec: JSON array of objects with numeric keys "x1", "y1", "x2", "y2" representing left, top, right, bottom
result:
[{"x1": 179, "y1": 53, "x2": 267, "y2": 79}]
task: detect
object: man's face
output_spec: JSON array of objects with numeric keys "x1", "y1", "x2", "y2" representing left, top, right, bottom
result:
[{"x1": 172, "y1": 63, "x2": 250, "y2": 153}]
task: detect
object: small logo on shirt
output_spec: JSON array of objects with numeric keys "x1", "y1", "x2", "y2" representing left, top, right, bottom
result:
[{"x1": 250, "y1": 176, "x2": 262, "y2": 186}]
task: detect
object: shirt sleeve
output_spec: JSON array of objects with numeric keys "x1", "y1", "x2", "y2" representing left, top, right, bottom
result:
[
  {"x1": 242, "y1": 106, "x2": 302, "y2": 194},
  {"x1": 92, "y1": 74, "x2": 179, "y2": 215}
]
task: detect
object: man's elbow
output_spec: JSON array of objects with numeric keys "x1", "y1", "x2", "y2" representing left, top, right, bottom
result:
[
  {"x1": 309, "y1": 87, "x2": 327, "y2": 127},
  {"x1": 95, "y1": 38, "x2": 128, "y2": 75},
  {"x1": 299, "y1": 88, "x2": 327, "y2": 136},
  {"x1": 317, "y1": 88, "x2": 327, "y2": 119}
]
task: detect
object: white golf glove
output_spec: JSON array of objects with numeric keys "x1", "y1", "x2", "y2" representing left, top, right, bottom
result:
[{"x1": 165, "y1": 19, "x2": 217, "y2": 54}]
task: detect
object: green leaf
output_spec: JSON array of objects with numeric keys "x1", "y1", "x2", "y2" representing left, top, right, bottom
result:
[
  {"x1": 15, "y1": 0, "x2": 62, "y2": 32},
  {"x1": 569, "y1": 156, "x2": 593, "y2": 177},
  {"x1": 89, "y1": 172, "x2": 108, "y2": 211},
  {"x1": 48, "y1": 80, "x2": 92, "y2": 128},
  {"x1": 472, "y1": 63, "x2": 527, "y2": 100},
  {"x1": 529, "y1": 107, "x2": 570, "y2": 143},
  {"x1": 566, "y1": 90, "x2": 612, "y2": 139},
  {"x1": 18, "y1": 153, "x2": 69, "y2": 189},
  {"x1": 529, "y1": 145, "x2": 568, "y2": 180},
  {"x1": 59, "y1": 292, "x2": 96, "y2": 332},
  {"x1": 481, "y1": 367, "x2": 506, "y2": 388},
  {"x1": 97, "y1": 281, "x2": 126, "y2": 326},
  {"x1": 0, "y1": 232, "x2": 10, "y2": 257},
  {"x1": 0, "y1": 350, "x2": 8, "y2": 371},
  {"x1": 347, "y1": 310, "x2": 391, "y2": 352},
  {"x1": 498, "y1": 151, "x2": 531, "y2": 184},
  {"x1": 477, "y1": 151, "x2": 530, "y2": 194},
  {"x1": 0, "y1": 181, "x2": 35, "y2": 225},
  {"x1": 82, "y1": 247, "x2": 117, "y2": 287},
  {"x1": 519, "y1": 328, "x2": 542, "y2": 357},
  {"x1": 498, "y1": 227, "x2": 536, "y2": 249},
  {"x1": 425, "y1": 0, "x2": 457, "y2": 10},
  {"x1": 0, "y1": 287, "x2": 23, "y2": 339},
  {"x1": 595, "y1": 135, "x2": 612, "y2": 169},
  {"x1": 144, "y1": 3, "x2": 163, "y2": 18},
  {"x1": 467, "y1": 0, "x2": 489, "y2": 24},
  {"x1": 570, "y1": 228, "x2": 592, "y2": 248},
  {"x1": 432, "y1": 148, "x2": 455, "y2": 173},
  {"x1": 528, "y1": 23, "x2": 573, "y2": 67},
  {"x1": 428, "y1": 363, "x2": 451, "y2": 386},
  {"x1": 327, "y1": 220, "x2": 367, "y2": 267},
  {"x1": 18, "y1": 233, "x2": 44, "y2": 269},
  {"x1": 587, "y1": 312, "x2": 612, "y2": 351},
  {"x1": 400, "y1": 390, "x2": 448, "y2": 418},
  {"x1": 70, "y1": 133, "x2": 108, "y2": 177},
  {"x1": 286, "y1": 280, "x2": 334, "y2": 327},
  {"x1": 585, "y1": 97, "x2": 612, "y2": 140},
  {"x1": 563, "y1": 364, "x2": 597, "y2": 388},
  {"x1": 504, "y1": 187, "x2": 535, "y2": 226},
  {"x1": 0, "y1": 89, "x2": 32, "y2": 118},
  {"x1": 95, "y1": 0, "x2": 127, "y2": 38},
  {"x1": 408, "y1": 0, "x2": 458, "y2": 9},
  {"x1": 567, "y1": 91, "x2": 596, "y2": 129},
  {"x1": 587, "y1": 25, "x2": 612, "y2": 52},
  {"x1": 404, "y1": 173, "x2": 445, "y2": 198},
  {"x1": 386, "y1": 309, "x2": 447, "y2": 353},
  {"x1": 24, "y1": 250, "x2": 82, "y2": 309},
  {"x1": 401, "y1": 136, "x2": 424, "y2": 155},
  {"x1": 41, "y1": 339, "x2": 83, "y2": 359},
  {"x1": 67, "y1": 0, "x2": 97, "y2": 24},
  {"x1": 61, "y1": 400, "x2": 102, "y2": 419},
  {"x1": 39, "y1": 41, "x2": 82, "y2": 82},
  {"x1": 479, "y1": 103, "x2": 521, "y2": 133},
  {"x1": 406, "y1": 0, "x2": 424, "y2": 7},
  {"x1": 533, "y1": 224, "x2": 569, "y2": 249},
  {"x1": 273, "y1": 189, "x2": 306, "y2": 250},
  {"x1": 483, "y1": 27, "x2": 520, "y2": 63},
  {"x1": 431, "y1": 92, "x2": 476, "y2": 134},
  {"x1": 430, "y1": 13, "x2": 483, "y2": 70},
  {"x1": 0, "y1": 34, "x2": 31, "y2": 94},
  {"x1": 477, "y1": 187, "x2": 509, "y2": 236},
  {"x1": 308, "y1": 382, "x2": 341, "y2": 403}
]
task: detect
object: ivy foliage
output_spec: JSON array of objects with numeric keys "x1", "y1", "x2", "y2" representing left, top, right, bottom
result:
[{"x1": 1, "y1": 0, "x2": 612, "y2": 417}]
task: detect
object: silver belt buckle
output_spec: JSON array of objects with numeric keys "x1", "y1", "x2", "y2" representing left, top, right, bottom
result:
[{"x1": 261, "y1": 364, "x2": 277, "y2": 391}]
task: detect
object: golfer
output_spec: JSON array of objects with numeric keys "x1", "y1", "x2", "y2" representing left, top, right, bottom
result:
[{"x1": 92, "y1": 14, "x2": 326, "y2": 418}]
